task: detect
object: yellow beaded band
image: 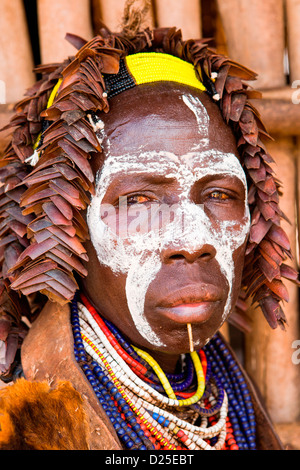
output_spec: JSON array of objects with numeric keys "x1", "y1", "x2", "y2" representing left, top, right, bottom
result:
[
  {"x1": 47, "y1": 78, "x2": 63, "y2": 109},
  {"x1": 26, "y1": 78, "x2": 63, "y2": 165},
  {"x1": 125, "y1": 52, "x2": 206, "y2": 92}
]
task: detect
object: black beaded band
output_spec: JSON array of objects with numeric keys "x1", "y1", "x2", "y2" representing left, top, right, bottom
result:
[{"x1": 104, "y1": 59, "x2": 136, "y2": 98}]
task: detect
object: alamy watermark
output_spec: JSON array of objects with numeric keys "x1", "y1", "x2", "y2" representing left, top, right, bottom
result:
[
  {"x1": 0, "y1": 80, "x2": 6, "y2": 104},
  {"x1": 291, "y1": 80, "x2": 300, "y2": 104},
  {"x1": 292, "y1": 340, "x2": 300, "y2": 364},
  {"x1": 100, "y1": 199, "x2": 205, "y2": 238}
]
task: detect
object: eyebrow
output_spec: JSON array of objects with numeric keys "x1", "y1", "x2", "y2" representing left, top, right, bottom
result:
[
  {"x1": 101, "y1": 173, "x2": 178, "y2": 195},
  {"x1": 103, "y1": 171, "x2": 245, "y2": 195},
  {"x1": 96, "y1": 151, "x2": 247, "y2": 196},
  {"x1": 122, "y1": 173, "x2": 178, "y2": 185}
]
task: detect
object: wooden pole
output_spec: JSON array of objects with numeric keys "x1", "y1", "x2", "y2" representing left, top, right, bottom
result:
[
  {"x1": 216, "y1": 0, "x2": 299, "y2": 424},
  {"x1": 245, "y1": 138, "x2": 300, "y2": 423},
  {"x1": 216, "y1": 0, "x2": 286, "y2": 89},
  {"x1": 0, "y1": 104, "x2": 14, "y2": 154},
  {"x1": 37, "y1": 0, "x2": 93, "y2": 64},
  {"x1": 0, "y1": 0, "x2": 34, "y2": 103},
  {"x1": 96, "y1": 0, "x2": 130, "y2": 32},
  {"x1": 286, "y1": 0, "x2": 300, "y2": 319},
  {"x1": 252, "y1": 96, "x2": 300, "y2": 137},
  {"x1": 155, "y1": 0, "x2": 202, "y2": 39},
  {"x1": 297, "y1": 142, "x2": 300, "y2": 273},
  {"x1": 286, "y1": 0, "x2": 300, "y2": 84}
]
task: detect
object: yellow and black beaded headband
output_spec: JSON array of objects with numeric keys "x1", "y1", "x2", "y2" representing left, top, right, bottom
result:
[{"x1": 104, "y1": 52, "x2": 207, "y2": 98}]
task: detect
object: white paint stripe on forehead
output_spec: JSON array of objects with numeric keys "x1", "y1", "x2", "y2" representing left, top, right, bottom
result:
[{"x1": 181, "y1": 94, "x2": 209, "y2": 148}]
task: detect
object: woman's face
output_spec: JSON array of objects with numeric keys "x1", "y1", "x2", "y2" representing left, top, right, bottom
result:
[{"x1": 81, "y1": 83, "x2": 250, "y2": 359}]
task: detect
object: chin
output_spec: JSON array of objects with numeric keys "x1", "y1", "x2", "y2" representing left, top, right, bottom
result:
[{"x1": 142, "y1": 317, "x2": 223, "y2": 354}]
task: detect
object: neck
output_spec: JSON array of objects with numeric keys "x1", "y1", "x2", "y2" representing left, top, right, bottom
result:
[
  {"x1": 78, "y1": 291, "x2": 189, "y2": 375},
  {"x1": 144, "y1": 348, "x2": 184, "y2": 375}
]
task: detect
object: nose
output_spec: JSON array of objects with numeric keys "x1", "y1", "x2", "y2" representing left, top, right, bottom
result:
[{"x1": 161, "y1": 242, "x2": 217, "y2": 264}]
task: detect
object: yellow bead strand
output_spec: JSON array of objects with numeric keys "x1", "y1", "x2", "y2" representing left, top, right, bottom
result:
[
  {"x1": 132, "y1": 345, "x2": 177, "y2": 400},
  {"x1": 132, "y1": 346, "x2": 205, "y2": 407}
]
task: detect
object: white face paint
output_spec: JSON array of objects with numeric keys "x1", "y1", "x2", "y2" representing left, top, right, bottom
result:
[
  {"x1": 181, "y1": 95, "x2": 209, "y2": 149},
  {"x1": 87, "y1": 152, "x2": 250, "y2": 348},
  {"x1": 86, "y1": 93, "x2": 250, "y2": 347}
]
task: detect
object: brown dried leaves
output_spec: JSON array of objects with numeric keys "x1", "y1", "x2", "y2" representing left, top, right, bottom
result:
[{"x1": 0, "y1": 38, "x2": 118, "y2": 306}]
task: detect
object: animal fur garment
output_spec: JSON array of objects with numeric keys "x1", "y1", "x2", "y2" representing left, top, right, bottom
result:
[{"x1": 0, "y1": 378, "x2": 89, "y2": 450}]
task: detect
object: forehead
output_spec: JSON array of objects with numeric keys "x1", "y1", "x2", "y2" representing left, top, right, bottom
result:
[{"x1": 90, "y1": 83, "x2": 239, "y2": 176}]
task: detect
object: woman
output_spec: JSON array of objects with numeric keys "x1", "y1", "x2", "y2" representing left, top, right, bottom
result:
[{"x1": 0, "y1": 17, "x2": 297, "y2": 450}]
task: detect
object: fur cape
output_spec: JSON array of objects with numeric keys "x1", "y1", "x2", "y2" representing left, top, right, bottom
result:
[{"x1": 0, "y1": 378, "x2": 89, "y2": 450}]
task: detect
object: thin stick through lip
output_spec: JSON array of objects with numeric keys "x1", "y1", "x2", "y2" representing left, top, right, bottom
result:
[{"x1": 187, "y1": 323, "x2": 194, "y2": 352}]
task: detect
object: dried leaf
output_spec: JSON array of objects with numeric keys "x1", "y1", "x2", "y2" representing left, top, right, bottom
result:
[
  {"x1": 58, "y1": 138, "x2": 94, "y2": 182},
  {"x1": 50, "y1": 195, "x2": 73, "y2": 220},
  {"x1": 42, "y1": 202, "x2": 72, "y2": 226},
  {"x1": 267, "y1": 225, "x2": 291, "y2": 251},
  {"x1": 249, "y1": 215, "x2": 272, "y2": 244},
  {"x1": 258, "y1": 255, "x2": 281, "y2": 282},
  {"x1": 280, "y1": 263, "x2": 300, "y2": 284}
]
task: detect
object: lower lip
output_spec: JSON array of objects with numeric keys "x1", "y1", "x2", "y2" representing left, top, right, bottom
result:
[{"x1": 157, "y1": 302, "x2": 217, "y2": 324}]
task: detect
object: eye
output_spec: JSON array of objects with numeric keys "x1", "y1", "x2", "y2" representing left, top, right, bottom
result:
[
  {"x1": 126, "y1": 194, "x2": 152, "y2": 205},
  {"x1": 113, "y1": 192, "x2": 159, "y2": 209},
  {"x1": 209, "y1": 190, "x2": 230, "y2": 201}
]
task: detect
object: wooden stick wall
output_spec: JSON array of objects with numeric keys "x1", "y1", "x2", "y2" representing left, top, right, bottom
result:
[
  {"x1": 216, "y1": 0, "x2": 300, "y2": 427},
  {"x1": 0, "y1": 0, "x2": 299, "y2": 433}
]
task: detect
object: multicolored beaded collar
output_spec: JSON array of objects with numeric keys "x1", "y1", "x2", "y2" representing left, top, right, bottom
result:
[{"x1": 71, "y1": 293, "x2": 256, "y2": 451}]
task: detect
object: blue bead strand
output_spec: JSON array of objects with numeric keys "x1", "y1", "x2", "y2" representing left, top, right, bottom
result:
[
  {"x1": 192, "y1": 376, "x2": 225, "y2": 417},
  {"x1": 211, "y1": 337, "x2": 249, "y2": 417},
  {"x1": 209, "y1": 336, "x2": 256, "y2": 445},
  {"x1": 212, "y1": 336, "x2": 256, "y2": 439},
  {"x1": 210, "y1": 336, "x2": 256, "y2": 449},
  {"x1": 72, "y1": 306, "x2": 150, "y2": 450},
  {"x1": 204, "y1": 335, "x2": 256, "y2": 450},
  {"x1": 204, "y1": 342, "x2": 249, "y2": 449},
  {"x1": 204, "y1": 345, "x2": 248, "y2": 449},
  {"x1": 71, "y1": 297, "x2": 151, "y2": 450}
]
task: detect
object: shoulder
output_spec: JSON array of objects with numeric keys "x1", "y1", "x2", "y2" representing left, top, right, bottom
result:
[{"x1": 15, "y1": 300, "x2": 121, "y2": 450}]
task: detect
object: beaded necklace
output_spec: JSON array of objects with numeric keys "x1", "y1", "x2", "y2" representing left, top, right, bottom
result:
[{"x1": 71, "y1": 293, "x2": 256, "y2": 450}]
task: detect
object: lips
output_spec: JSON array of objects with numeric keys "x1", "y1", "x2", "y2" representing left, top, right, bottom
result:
[
  {"x1": 158, "y1": 284, "x2": 222, "y2": 308},
  {"x1": 156, "y1": 284, "x2": 223, "y2": 324}
]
